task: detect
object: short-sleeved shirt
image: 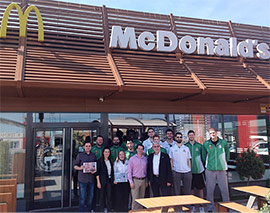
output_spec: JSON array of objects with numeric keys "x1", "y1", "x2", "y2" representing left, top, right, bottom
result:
[
  {"x1": 91, "y1": 145, "x2": 104, "y2": 160},
  {"x1": 169, "y1": 144, "x2": 191, "y2": 173},
  {"x1": 142, "y1": 138, "x2": 153, "y2": 153},
  {"x1": 161, "y1": 140, "x2": 176, "y2": 154},
  {"x1": 74, "y1": 152, "x2": 97, "y2": 183}
]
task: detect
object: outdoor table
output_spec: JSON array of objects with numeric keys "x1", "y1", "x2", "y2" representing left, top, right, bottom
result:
[
  {"x1": 136, "y1": 195, "x2": 210, "y2": 212},
  {"x1": 233, "y1": 185, "x2": 270, "y2": 208}
]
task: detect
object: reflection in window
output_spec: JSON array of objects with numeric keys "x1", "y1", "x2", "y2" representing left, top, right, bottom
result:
[
  {"x1": 224, "y1": 115, "x2": 269, "y2": 155},
  {"x1": 170, "y1": 114, "x2": 222, "y2": 143},
  {"x1": 0, "y1": 113, "x2": 27, "y2": 199},
  {"x1": 33, "y1": 113, "x2": 100, "y2": 123}
]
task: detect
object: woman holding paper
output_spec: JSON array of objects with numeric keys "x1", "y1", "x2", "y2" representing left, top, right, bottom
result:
[
  {"x1": 113, "y1": 150, "x2": 130, "y2": 212},
  {"x1": 96, "y1": 147, "x2": 114, "y2": 212}
]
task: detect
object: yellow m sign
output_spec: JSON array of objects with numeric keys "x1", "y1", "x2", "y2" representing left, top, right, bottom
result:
[{"x1": 0, "y1": 3, "x2": 44, "y2": 42}]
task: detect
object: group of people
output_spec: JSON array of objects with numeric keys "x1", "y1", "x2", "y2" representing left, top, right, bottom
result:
[{"x1": 74, "y1": 127, "x2": 230, "y2": 212}]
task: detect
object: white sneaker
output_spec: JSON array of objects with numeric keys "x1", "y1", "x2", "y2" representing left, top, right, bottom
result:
[{"x1": 199, "y1": 206, "x2": 204, "y2": 213}]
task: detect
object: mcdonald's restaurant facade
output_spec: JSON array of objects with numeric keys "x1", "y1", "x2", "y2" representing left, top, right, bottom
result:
[{"x1": 0, "y1": 0, "x2": 270, "y2": 211}]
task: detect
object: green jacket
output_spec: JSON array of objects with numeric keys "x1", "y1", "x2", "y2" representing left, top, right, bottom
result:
[
  {"x1": 202, "y1": 138, "x2": 229, "y2": 171},
  {"x1": 121, "y1": 139, "x2": 141, "y2": 150},
  {"x1": 91, "y1": 145, "x2": 104, "y2": 160},
  {"x1": 186, "y1": 141, "x2": 205, "y2": 174},
  {"x1": 147, "y1": 147, "x2": 167, "y2": 156},
  {"x1": 125, "y1": 149, "x2": 137, "y2": 160},
  {"x1": 110, "y1": 146, "x2": 125, "y2": 161}
]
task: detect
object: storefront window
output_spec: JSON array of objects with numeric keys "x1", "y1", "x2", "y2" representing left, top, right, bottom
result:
[
  {"x1": 33, "y1": 113, "x2": 100, "y2": 123},
  {"x1": 0, "y1": 113, "x2": 27, "y2": 199},
  {"x1": 224, "y1": 115, "x2": 269, "y2": 155},
  {"x1": 169, "y1": 114, "x2": 222, "y2": 143},
  {"x1": 108, "y1": 113, "x2": 168, "y2": 141}
]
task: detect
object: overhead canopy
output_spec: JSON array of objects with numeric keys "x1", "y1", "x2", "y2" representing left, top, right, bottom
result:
[{"x1": 0, "y1": 0, "x2": 269, "y2": 114}]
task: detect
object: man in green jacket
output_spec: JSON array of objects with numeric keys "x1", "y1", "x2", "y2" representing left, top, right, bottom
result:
[
  {"x1": 110, "y1": 136, "x2": 125, "y2": 161},
  {"x1": 186, "y1": 130, "x2": 206, "y2": 213},
  {"x1": 91, "y1": 135, "x2": 104, "y2": 160},
  {"x1": 203, "y1": 128, "x2": 230, "y2": 212}
]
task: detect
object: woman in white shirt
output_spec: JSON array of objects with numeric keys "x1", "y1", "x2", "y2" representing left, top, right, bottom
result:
[{"x1": 114, "y1": 150, "x2": 130, "y2": 212}]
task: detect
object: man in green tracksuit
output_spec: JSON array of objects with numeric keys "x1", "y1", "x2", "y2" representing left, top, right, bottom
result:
[
  {"x1": 186, "y1": 130, "x2": 206, "y2": 213},
  {"x1": 203, "y1": 128, "x2": 230, "y2": 212},
  {"x1": 91, "y1": 135, "x2": 104, "y2": 160},
  {"x1": 110, "y1": 136, "x2": 125, "y2": 161}
]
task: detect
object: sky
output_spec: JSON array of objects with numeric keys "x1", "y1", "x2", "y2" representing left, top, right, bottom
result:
[{"x1": 58, "y1": 0, "x2": 270, "y2": 27}]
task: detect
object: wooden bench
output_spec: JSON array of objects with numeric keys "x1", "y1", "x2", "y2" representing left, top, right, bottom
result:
[
  {"x1": 129, "y1": 206, "x2": 189, "y2": 213},
  {"x1": 216, "y1": 202, "x2": 258, "y2": 213},
  {"x1": 0, "y1": 185, "x2": 16, "y2": 212},
  {"x1": 0, "y1": 202, "x2": 8, "y2": 213},
  {"x1": 0, "y1": 193, "x2": 13, "y2": 212},
  {"x1": 0, "y1": 179, "x2": 17, "y2": 212},
  {"x1": 0, "y1": 179, "x2": 17, "y2": 186}
]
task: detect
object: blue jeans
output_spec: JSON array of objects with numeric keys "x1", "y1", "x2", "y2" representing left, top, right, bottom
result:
[{"x1": 79, "y1": 181, "x2": 94, "y2": 212}]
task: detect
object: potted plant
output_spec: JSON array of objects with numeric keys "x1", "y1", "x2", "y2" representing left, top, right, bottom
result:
[{"x1": 236, "y1": 148, "x2": 265, "y2": 185}]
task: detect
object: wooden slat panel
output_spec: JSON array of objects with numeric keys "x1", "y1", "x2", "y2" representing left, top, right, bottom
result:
[
  {"x1": 113, "y1": 52, "x2": 199, "y2": 89},
  {"x1": 24, "y1": 48, "x2": 116, "y2": 85},
  {"x1": 0, "y1": 30, "x2": 19, "y2": 81},
  {"x1": 184, "y1": 56, "x2": 269, "y2": 92},
  {"x1": 232, "y1": 23, "x2": 270, "y2": 44},
  {"x1": 247, "y1": 63, "x2": 270, "y2": 85}
]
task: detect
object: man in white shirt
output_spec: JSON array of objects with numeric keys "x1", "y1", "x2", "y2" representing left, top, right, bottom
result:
[
  {"x1": 169, "y1": 132, "x2": 192, "y2": 195},
  {"x1": 161, "y1": 129, "x2": 176, "y2": 154},
  {"x1": 142, "y1": 128, "x2": 155, "y2": 153}
]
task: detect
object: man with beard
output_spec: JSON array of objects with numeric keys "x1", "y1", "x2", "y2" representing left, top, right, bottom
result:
[
  {"x1": 186, "y1": 130, "x2": 206, "y2": 213},
  {"x1": 110, "y1": 136, "x2": 125, "y2": 161},
  {"x1": 91, "y1": 135, "x2": 104, "y2": 160},
  {"x1": 169, "y1": 132, "x2": 192, "y2": 195},
  {"x1": 161, "y1": 129, "x2": 176, "y2": 154}
]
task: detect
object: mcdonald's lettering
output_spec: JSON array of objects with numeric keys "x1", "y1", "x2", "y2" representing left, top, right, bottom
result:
[{"x1": 0, "y1": 3, "x2": 44, "y2": 42}]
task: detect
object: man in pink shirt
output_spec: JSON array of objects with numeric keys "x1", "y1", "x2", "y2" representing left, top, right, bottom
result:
[{"x1": 128, "y1": 144, "x2": 148, "y2": 210}]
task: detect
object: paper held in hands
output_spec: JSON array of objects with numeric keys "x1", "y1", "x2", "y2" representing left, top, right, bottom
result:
[
  {"x1": 115, "y1": 172, "x2": 128, "y2": 183},
  {"x1": 83, "y1": 162, "x2": 97, "y2": 173}
]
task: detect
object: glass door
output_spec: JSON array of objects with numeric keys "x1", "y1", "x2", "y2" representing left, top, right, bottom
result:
[{"x1": 33, "y1": 129, "x2": 64, "y2": 209}]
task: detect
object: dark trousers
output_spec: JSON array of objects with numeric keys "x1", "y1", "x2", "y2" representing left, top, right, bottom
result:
[
  {"x1": 79, "y1": 181, "x2": 94, "y2": 212},
  {"x1": 151, "y1": 176, "x2": 171, "y2": 197},
  {"x1": 99, "y1": 181, "x2": 113, "y2": 212},
  {"x1": 114, "y1": 182, "x2": 130, "y2": 212}
]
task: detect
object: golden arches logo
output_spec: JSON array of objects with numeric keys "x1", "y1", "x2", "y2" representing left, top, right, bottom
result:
[{"x1": 0, "y1": 3, "x2": 44, "y2": 42}]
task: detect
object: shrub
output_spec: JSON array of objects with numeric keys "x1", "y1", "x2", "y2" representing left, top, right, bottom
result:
[{"x1": 236, "y1": 148, "x2": 265, "y2": 185}]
